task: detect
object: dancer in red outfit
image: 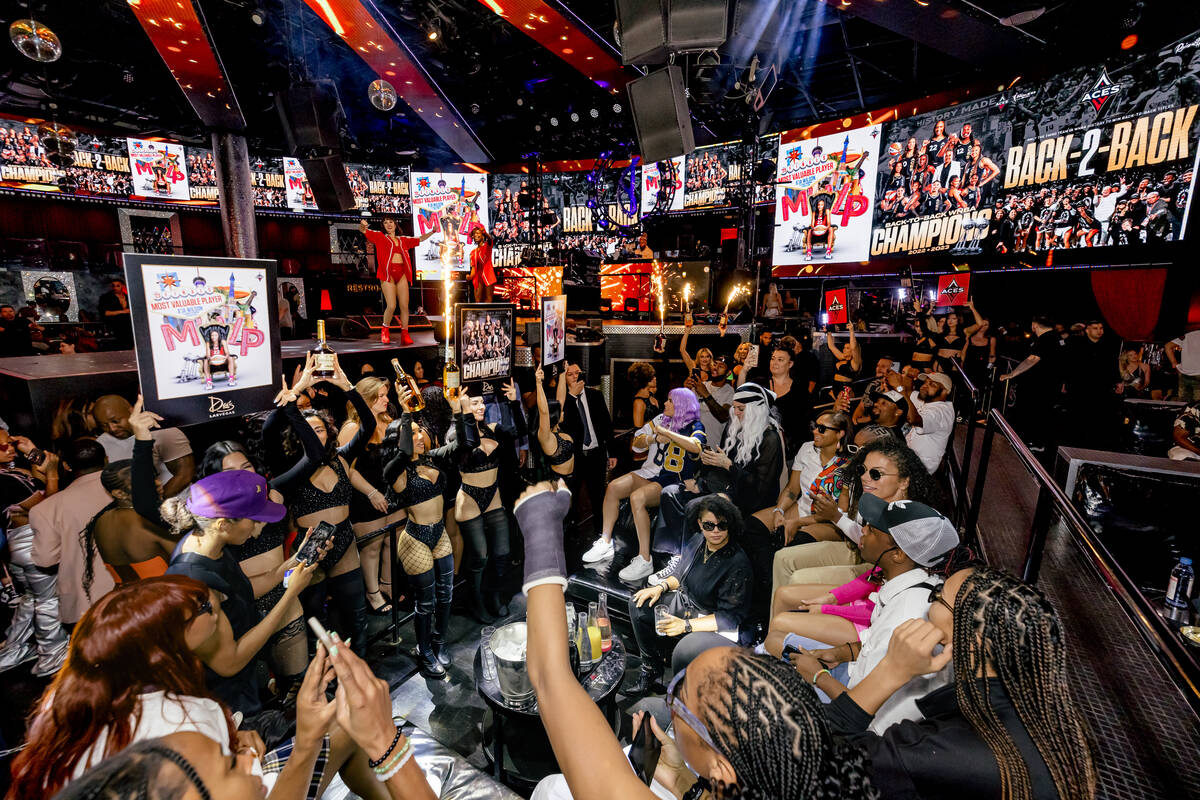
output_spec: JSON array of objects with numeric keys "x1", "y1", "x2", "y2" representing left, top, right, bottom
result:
[
  {"x1": 468, "y1": 225, "x2": 496, "y2": 303},
  {"x1": 360, "y1": 216, "x2": 435, "y2": 345}
]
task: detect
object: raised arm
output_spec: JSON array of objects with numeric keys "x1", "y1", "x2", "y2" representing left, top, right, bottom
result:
[
  {"x1": 963, "y1": 298, "x2": 983, "y2": 336},
  {"x1": 848, "y1": 327, "x2": 862, "y2": 371},
  {"x1": 826, "y1": 331, "x2": 846, "y2": 360},
  {"x1": 516, "y1": 484, "x2": 659, "y2": 800},
  {"x1": 679, "y1": 319, "x2": 696, "y2": 371},
  {"x1": 128, "y1": 396, "x2": 167, "y2": 527},
  {"x1": 534, "y1": 366, "x2": 555, "y2": 451}
]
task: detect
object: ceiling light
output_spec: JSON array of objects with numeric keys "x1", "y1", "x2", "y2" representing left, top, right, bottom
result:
[
  {"x1": 368, "y1": 79, "x2": 397, "y2": 111},
  {"x1": 570, "y1": 112, "x2": 579, "y2": 122},
  {"x1": 250, "y1": 7, "x2": 266, "y2": 25},
  {"x1": 534, "y1": 124, "x2": 542, "y2": 132},
  {"x1": 612, "y1": 103, "x2": 621, "y2": 112},
  {"x1": 9, "y1": 19, "x2": 62, "y2": 63},
  {"x1": 589, "y1": 108, "x2": 599, "y2": 118},
  {"x1": 1120, "y1": 33, "x2": 1138, "y2": 49},
  {"x1": 423, "y1": 19, "x2": 441, "y2": 40},
  {"x1": 999, "y1": 7, "x2": 1046, "y2": 26},
  {"x1": 550, "y1": 117, "x2": 559, "y2": 126}
]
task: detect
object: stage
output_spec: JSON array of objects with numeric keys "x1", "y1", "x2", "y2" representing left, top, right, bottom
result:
[{"x1": 0, "y1": 332, "x2": 440, "y2": 434}]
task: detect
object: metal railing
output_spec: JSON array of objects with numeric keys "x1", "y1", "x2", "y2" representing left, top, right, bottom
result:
[
  {"x1": 963, "y1": 407, "x2": 1200, "y2": 717},
  {"x1": 942, "y1": 357, "x2": 982, "y2": 532}
]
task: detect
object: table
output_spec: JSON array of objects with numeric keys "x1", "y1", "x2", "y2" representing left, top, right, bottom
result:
[{"x1": 473, "y1": 615, "x2": 626, "y2": 793}]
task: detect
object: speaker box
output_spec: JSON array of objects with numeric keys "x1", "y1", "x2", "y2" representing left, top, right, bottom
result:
[
  {"x1": 299, "y1": 155, "x2": 357, "y2": 213},
  {"x1": 628, "y1": 66, "x2": 694, "y2": 163},
  {"x1": 615, "y1": 0, "x2": 730, "y2": 65},
  {"x1": 276, "y1": 82, "x2": 344, "y2": 157}
]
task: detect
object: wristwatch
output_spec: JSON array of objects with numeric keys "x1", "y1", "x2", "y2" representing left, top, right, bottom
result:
[{"x1": 684, "y1": 619, "x2": 692, "y2": 634}]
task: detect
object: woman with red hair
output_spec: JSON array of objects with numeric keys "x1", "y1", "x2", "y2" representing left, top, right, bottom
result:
[{"x1": 8, "y1": 576, "x2": 430, "y2": 800}]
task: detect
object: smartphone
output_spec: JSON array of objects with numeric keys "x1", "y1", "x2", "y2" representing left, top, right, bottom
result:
[
  {"x1": 627, "y1": 714, "x2": 662, "y2": 786},
  {"x1": 745, "y1": 344, "x2": 760, "y2": 368},
  {"x1": 295, "y1": 520, "x2": 337, "y2": 565},
  {"x1": 307, "y1": 617, "x2": 336, "y2": 652}
]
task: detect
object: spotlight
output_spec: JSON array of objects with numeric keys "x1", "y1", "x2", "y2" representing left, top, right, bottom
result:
[
  {"x1": 368, "y1": 79, "x2": 397, "y2": 111},
  {"x1": 534, "y1": 124, "x2": 542, "y2": 132},
  {"x1": 250, "y1": 7, "x2": 266, "y2": 26},
  {"x1": 550, "y1": 117, "x2": 559, "y2": 126},
  {"x1": 612, "y1": 103, "x2": 621, "y2": 113},
  {"x1": 589, "y1": 108, "x2": 598, "y2": 118},
  {"x1": 516, "y1": 97, "x2": 524, "y2": 106},
  {"x1": 570, "y1": 112, "x2": 579, "y2": 122},
  {"x1": 423, "y1": 18, "x2": 441, "y2": 40},
  {"x1": 1120, "y1": 33, "x2": 1138, "y2": 49},
  {"x1": 470, "y1": 103, "x2": 481, "y2": 114}
]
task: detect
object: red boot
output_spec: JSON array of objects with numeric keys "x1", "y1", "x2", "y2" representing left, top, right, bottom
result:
[
  {"x1": 400, "y1": 328, "x2": 413, "y2": 346},
  {"x1": 380, "y1": 326, "x2": 391, "y2": 344}
]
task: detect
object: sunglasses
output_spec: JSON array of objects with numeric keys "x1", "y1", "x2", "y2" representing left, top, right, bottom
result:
[
  {"x1": 865, "y1": 468, "x2": 896, "y2": 481},
  {"x1": 810, "y1": 422, "x2": 844, "y2": 434},
  {"x1": 928, "y1": 584, "x2": 953, "y2": 614},
  {"x1": 699, "y1": 520, "x2": 728, "y2": 532},
  {"x1": 666, "y1": 668, "x2": 720, "y2": 752}
]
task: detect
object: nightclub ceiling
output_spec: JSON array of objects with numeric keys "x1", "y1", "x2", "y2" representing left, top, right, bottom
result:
[{"x1": 0, "y1": 0, "x2": 1195, "y2": 168}]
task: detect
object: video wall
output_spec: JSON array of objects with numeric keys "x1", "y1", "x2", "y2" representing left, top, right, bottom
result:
[{"x1": 2, "y1": 27, "x2": 1198, "y2": 279}]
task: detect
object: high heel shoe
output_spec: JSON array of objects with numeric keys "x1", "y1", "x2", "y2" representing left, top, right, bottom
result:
[{"x1": 366, "y1": 590, "x2": 393, "y2": 616}]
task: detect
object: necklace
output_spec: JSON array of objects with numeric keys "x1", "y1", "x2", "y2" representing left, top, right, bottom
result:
[{"x1": 703, "y1": 544, "x2": 719, "y2": 564}]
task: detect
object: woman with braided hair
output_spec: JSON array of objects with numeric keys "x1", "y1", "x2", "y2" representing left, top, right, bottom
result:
[
  {"x1": 814, "y1": 566, "x2": 1095, "y2": 799},
  {"x1": 513, "y1": 478, "x2": 879, "y2": 800}
]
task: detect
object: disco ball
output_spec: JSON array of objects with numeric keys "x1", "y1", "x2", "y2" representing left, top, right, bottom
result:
[
  {"x1": 368, "y1": 79, "x2": 397, "y2": 111},
  {"x1": 39, "y1": 122, "x2": 77, "y2": 168},
  {"x1": 9, "y1": 19, "x2": 62, "y2": 63}
]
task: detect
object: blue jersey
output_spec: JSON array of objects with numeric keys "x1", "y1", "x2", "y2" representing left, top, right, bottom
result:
[{"x1": 645, "y1": 418, "x2": 706, "y2": 484}]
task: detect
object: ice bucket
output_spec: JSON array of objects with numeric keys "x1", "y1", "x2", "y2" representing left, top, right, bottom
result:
[{"x1": 490, "y1": 621, "x2": 535, "y2": 709}]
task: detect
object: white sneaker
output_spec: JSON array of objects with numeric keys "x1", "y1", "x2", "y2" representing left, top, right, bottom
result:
[
  {"x1": 647, "y1": 555, "x2": 681, "y2": 586},
  {"x1": 619, "y1": 555, "x2": 655, "y2": 583},
  {"x1": 581, "y1": 537, "x2": 614, "y2": 563}
]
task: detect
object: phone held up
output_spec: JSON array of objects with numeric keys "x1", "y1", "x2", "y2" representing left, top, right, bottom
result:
[{"x1": 628, "y1": 713, "x2": 662, "y2": 786}]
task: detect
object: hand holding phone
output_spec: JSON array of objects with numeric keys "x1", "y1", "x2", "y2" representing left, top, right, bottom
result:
[
  {"x1": 295, "y1": 521, "x2": 337, "y2": 566},
  {"x1": 628, "y1": 711, "x2": 662, "y2": 786},
  {"x1": 745, "y1": 344, "x2": 760, "y2": 368}
]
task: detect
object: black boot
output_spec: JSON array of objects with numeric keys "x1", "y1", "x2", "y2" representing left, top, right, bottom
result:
[
  {"x1": 468, "y1": 563, "x2": 496, "y2": 624},
  {"x1": 432, "y1": 554, "x2": 455, "y2": 668},
  {"x1": 487, "y1": 558, "x2": 511, "y2": 619},
  {"x1": 413, "y1": 610, "x2": 446, "y2": 679},
  {"x1": 628, "y1": 660, "x2": 665, "y2": 697}
]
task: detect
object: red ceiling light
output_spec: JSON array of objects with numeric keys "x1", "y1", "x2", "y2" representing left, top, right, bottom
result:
[
  {"x1": 303, "y1": 0, "x2": 487, "y2": 162},
  {"x1": 1120, "y1": 33, "x2": 1138, "y2": 50},
  {"x1": 124, "y1": 0, "x2": 244, "y2": 130},
  {"x1": 472, "y1": 0, "x2": 630, "y2": 90}
]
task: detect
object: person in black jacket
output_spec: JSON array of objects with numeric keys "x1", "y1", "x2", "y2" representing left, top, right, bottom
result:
[
  {"x1": 559, "y1": 361, "x2": 616, "y2": 524},
  {"x1": 807, "y1": 566, "x2": 1095, "y2": 800}
]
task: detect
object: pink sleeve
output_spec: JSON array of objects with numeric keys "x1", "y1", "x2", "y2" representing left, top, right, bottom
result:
[
  {"x1": 821, "y1": 600, "x2": 874, "y2": 629},
  {"x1": 829, "y1": 569, "x2": 881, "y2": 605}
]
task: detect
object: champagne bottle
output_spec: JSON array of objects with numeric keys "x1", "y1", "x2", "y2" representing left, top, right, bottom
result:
[
  {"x1": 597, "y1": 592, "x2": 612, "y2": 653},
  {"x1": 391, "y1": 358, "x2": 425, "y2": 413},
  {"x1": 586, "y1": 602, "x2": 603, "y2": 664},
  {"x1": 443, "y1": 348, "x2": 461, "y2": 403},
  {"x1": 576, "y1": 611, "x2": 592, "y2": 670},
  {"x1": 312, "y1": 319, "x2": 335, "y2": 378}
]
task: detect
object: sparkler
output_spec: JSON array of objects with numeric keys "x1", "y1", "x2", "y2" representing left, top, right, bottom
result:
[
  {"x1": 682, "y1": 282, "x2": 692, "y2": 313},
  {"x1": 441, "y1": 247, "x2": 453, "y2": 356},
  {"x1": 718, "y1": 282, "x2": 750, "y2": 337},
  {"x1": 652, "y1": 263, "x2": 667, "y2": 353}
]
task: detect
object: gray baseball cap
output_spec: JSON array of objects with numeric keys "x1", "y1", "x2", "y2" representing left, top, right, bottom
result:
[{"x1": 858, "y1": 494, "x2": 959, "y2": 566}]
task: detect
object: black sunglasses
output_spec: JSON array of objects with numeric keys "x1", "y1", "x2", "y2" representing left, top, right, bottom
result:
[
  {"x1": 810, "y1": 422, "x2": 844, "y2": 434},
  {"x1": 928, "y1": 584, "x2": 953, "y2": 613},
  {"x1": 865, "y1": 467, "x2": 896, "y2": 481},
  {"x1": 700, "y1": 520, "x2": 729, "y2": 532}
]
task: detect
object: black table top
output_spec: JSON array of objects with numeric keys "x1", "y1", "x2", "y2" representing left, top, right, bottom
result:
[{"x1": 473, "y1": 615, "x2": 626, "y2": 718}]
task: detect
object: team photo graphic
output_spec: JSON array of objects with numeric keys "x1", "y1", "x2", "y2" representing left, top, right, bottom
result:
[{"x1": 457, "y1": 303, "x2": 515, "y2": 383}]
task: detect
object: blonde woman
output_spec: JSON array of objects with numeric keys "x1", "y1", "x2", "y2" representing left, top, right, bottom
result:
[{"x1": 339, "y1": 377, "x2": 406, "y2": 615}]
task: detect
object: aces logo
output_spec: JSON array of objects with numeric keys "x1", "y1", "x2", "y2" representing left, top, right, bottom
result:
[
  {"x1": 1082, "y1": 68, "x2": 1121, "y2": 113},
  {"x1": 941, "y1": 279, "x2": 965, "y2": 301}
]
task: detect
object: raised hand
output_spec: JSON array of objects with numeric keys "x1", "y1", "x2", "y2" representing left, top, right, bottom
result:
[{"x1": 129, "y1": 394, "x2": 164, "y2": 441}]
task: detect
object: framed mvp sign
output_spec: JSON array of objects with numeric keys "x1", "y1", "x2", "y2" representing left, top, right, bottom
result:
[
  {"x1": 456, "y1": 303, "x2": 515, "y2": 383},
  {"x1": 542, "y1": 294, "x2": 567, "y2": 367},
  {"x1": 123, "y1": 253, "x2": 282, "y2": 426}
]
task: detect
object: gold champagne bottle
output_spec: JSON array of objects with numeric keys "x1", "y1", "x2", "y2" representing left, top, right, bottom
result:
[
  {"x1": 391, "y1": 358, "x2": 425, "y2": 413},
  {"x1": 443, "y1": 348, "x2": 461, "y2": 403},
  {"x1": 312, "y1": 319, "x2": 335, "y2": 378}
]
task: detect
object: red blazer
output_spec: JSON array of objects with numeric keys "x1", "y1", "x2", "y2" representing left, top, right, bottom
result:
[{"x1": 363, "y1": 229, "x2": 420, "y2": 283}]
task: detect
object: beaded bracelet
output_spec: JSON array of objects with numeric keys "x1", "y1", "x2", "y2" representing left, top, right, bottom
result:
[
  {"x1": 367, "y1": 727, "x2": 403, "y2": 769},
  {"x1": 810, "y1": 668, "x2": 832, "y2": 686},
  {"x1": 375, "y1": 740, "x2": 413, "y2": 782},
  {"x1": 373, "y1": 736, "x2": 410, "y2": 774}
]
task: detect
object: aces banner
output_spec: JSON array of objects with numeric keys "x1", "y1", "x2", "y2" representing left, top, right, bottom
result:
[
  {"x1": 641, "y1": 157, "x2": 686, "y2": 213},
  {"x1": 123, "y1": 253, "x2": 281, "y2": 427},
  {"x1": 936, "y1": 273, "x2": 970, "y2": 306},
  {"x1": 128, "y1": 139, "x2": 189, "y2": 201},
  {"x1": 825, "y1": 288, "x2": 848, "y2": 324},
  {"x1": 773, "y1": 125, "x2": 880, "y2": 273},
  {"x1": 411, "y1": 172, "x2": 488, "y2": 279},
  {"x1": 871, "y1": 29, "x2": 1200, "y2": 258}
]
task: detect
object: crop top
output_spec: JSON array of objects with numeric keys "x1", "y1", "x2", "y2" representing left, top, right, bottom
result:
[
  {"x1": 289, "y1": 456, "x2": 354, "y2": 519},
  {"x1": 266, "y1": 386, "x2": 375, "y2": 495},
  {"x1": 460, "y1": 399, "x2": 524, "y2": 474},
  {"x1": 545, "y1": 431, "x2": 575, "y2": 466},
  {"x1": 382, "y1": 411, "x2": 464, "y2": 505}
]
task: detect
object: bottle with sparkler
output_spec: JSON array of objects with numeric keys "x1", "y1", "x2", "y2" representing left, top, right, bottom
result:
[
  {"x1": 652, "y1": 269, "x2": 667, "y2": 353},
  {"x1": 441, "y1": 250, "x2": 460, "y2": 402},
  {"x1": 718, "y1": 283, "x2": 748, "y2": 337},
  {"x1": 683, "y1": 282, "x2": 693, "y2": 326}
]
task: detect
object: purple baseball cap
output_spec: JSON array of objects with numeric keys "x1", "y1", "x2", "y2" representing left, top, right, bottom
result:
[{"x1": 185, "y1": 470, "x2": 286, "y2": 523}]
